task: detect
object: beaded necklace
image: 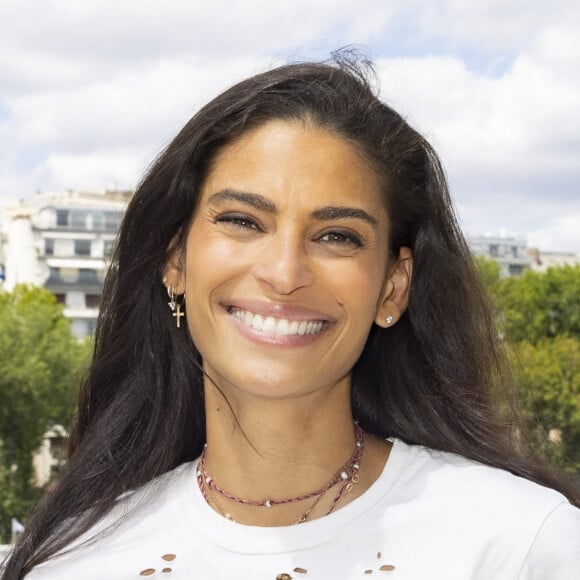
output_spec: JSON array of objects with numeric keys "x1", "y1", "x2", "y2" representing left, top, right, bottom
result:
[{"x1": 196, "y1": 423, "x2": 365, "y2": 524}]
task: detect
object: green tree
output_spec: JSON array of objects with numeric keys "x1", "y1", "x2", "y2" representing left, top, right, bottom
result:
[
  {"x1": 0, "y1": 285, "x2": 91, "y2": 542},
  {"x1": 474, "y1": 255, "x2": 502, "y2": 299},
  {"x1": 475, "y1": 260, "x2": 580, "y2": 473},
  {"x1": 511, "y1": 336, "x2": 580, "y2": 471},
  {"x1": 496, "y1": 265, "x2": 580, "y2": 344}
]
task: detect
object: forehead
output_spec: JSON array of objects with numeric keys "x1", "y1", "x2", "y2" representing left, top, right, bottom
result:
[{"x1": 200, "y1": 120, "x2": 387, "y2": 213}]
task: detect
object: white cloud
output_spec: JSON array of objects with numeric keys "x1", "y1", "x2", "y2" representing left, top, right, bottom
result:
[
  {"x1": 418, "y1": 0, "x2": 580, "y2": 55},
  {"x1": 0, "y1": 55, "x2": 273, "y2": 194},
  {"x1": 373, "y1": 22, "x2": 580, "y2": 253},
  {"x1": 40, "y1": 149, "x2": 146, "y2": 193},
  {"x1": 528, "y1": 213, "x2": 580, "y2": 253},
  {"x1": 0, "y1": 0, "x2": 579, "y2": 252},
  {"x1": 5, "y1": 55, "x2": 271, "y2": 150},
  {"x1": 0, "y1": 0, "x2": 384, "y2": 69}
]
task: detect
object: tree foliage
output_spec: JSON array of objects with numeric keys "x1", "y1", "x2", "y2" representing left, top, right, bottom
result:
[
  {"x1": 511, "y1": 336, "x2": 580, "y2": 471},
  {"x1": 0, "y1": 285, "x2": 91, "y2": 542},
  {"x1": 476, "y1": 259, "x2": 580, "y2": 472},
  {"x1": 474, "y1": 254, "x2": 502, "y2": 298},
  {"x1": 496, "y1": 265, "x2": 580, "y2": 344}
]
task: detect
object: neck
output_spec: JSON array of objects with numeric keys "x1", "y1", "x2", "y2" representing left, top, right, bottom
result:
[
  {"x1": 200, "y1": 374, "x2": 390, "y2": 525},
  {"x1": 204, "y1": 376, "x2": 357, "y2": 487}
]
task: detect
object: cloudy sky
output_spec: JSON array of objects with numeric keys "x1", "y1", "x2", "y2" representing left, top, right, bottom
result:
[{"x1": 1, "y1": 0, "x2": 579, "y2": 251}]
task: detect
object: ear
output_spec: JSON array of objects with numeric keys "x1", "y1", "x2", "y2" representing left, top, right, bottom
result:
[
  {"x1": 374, "y1": 247, "x2": 413, "y2": 328},
  {"x1": 162, "y1": 246, "x2": 186, "y2": 295}
]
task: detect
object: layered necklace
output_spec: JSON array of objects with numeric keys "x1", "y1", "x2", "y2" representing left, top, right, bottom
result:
[{"x1": 196, "y1": 423, "x2": 365, "y2": 525}]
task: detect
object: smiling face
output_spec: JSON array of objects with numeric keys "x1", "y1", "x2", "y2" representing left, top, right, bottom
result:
[{"x1": 165, "y1": 120, "x2": 410, "y2": 401}]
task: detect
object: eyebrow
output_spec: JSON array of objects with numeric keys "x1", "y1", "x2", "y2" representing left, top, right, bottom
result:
[
  {"x1": 208, "y1": 190, "x2": 276, "y2": 213},
  {"x1": 310, "y1": 206, "x2": 378, "y2": 227},
  {"x1": 208, "y1": 189, "x2": 379, "y2": 227}
]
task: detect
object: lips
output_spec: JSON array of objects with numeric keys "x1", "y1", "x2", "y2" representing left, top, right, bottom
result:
[{"x1": 229, "y1": 307, "x2": 325, "y2": 336}]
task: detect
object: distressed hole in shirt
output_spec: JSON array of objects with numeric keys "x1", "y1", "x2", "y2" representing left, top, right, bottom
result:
[
  {"x1": 380, "y1": 565, "x2": 396, "y2": 572},
  {"x1": 293, "y1": 567, "x2": 307, "y2": 574},
  {"x1": 162, "y1": 554, "x2": 176, "y2": 561},
  {"x1": 364, "y1": 571, "x2": 373, "y2": 575},
  {"x1": 162, "y1": 568, "x2": 172, "y2": 574},
  {"x1": 139, "y1": 569, "x2": 156, "y2": 576},
  {"x1": 276, "y1": 574, "x2": 293, "y2": 580}
]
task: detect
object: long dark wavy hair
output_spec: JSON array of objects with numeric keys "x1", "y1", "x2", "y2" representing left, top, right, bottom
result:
[{"x1": 4, "y1": 52, "x2": 579, "y2": 578}]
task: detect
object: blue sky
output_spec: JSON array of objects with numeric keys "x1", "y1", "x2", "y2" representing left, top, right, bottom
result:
[{"x1": 1, "y1": 0, "x2": 579, "y2": 251}]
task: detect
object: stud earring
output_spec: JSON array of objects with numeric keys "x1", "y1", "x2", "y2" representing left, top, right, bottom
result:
[
  {"x1": 385, "y1": 315, "x2": 393, "y2": 325},
  {"x1": 167, "y1": 285, "x2": 176, "y2": 311}
]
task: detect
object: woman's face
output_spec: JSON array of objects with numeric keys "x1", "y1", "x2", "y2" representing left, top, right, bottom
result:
[{"x1": 167, "y1": 120, "x2": 409, "y2": 400}]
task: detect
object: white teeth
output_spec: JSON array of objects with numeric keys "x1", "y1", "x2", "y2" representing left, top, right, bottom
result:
[
  {"x1": 277, "y1": 319, "x2": 289, "y2": 336},
  {"x1": 262, "y1": 316, "x2": 276, "y2": 335},
  {"x1": 230, "y1": 308, "x2": 325, "y2": 337}
]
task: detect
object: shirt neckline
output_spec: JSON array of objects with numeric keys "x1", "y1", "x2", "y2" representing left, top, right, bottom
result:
[{"x1": 176, "y1": 438, "x2": 407, "y2": 554}]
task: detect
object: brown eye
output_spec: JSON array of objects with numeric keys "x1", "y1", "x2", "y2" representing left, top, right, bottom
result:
[
  {"x1": 215, "y1": 214, "x2": 260, "y2": 230},
  {"x1": 318, "y1": 230, "x2": 363, "y2": 248}
]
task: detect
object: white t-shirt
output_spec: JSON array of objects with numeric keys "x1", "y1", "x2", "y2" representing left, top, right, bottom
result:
[{"x1": 27, "y1": 439, "x2": 580, "y2": 579}]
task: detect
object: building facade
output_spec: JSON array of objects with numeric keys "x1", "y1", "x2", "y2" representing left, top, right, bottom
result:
[
  {"x1": 31, "y1": 425, "x2": 68, "y2": 488},
  {"x1": 468, "y1": 234, "x2": 530, "y2": 277},
  {"x1": 528, "y1": 248, "x2": 580, "y2": 272},
  {"x1": 1, "y1": 190, "x2": 130, "y2": 337}
]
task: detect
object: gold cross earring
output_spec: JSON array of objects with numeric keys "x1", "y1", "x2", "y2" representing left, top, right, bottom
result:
[{"x1": 166, "y1": 285, "x2": 185, "y2": 328}]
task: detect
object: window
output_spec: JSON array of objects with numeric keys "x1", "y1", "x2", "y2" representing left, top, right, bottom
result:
[
  {"x1": 85, "y1": 294, "x2": 100, "y2": 308},
  {"x1": 91, "y1": 212, "x2": 104, "y2": 230},
  {"x1": 48, "y1": 268, "x2": 83, "y2": 284},
  {"x1": 70, "y1": 211, "x2": 88, "y2": 229},
  {"x1": 105, "y1": 211, "x2": 122, "y2": 231},
  {"x1": 54, "y1": 294, "x2": 66, "y2": 304},
  {"x1": 60, "y1": 268, "x2": 79, "y2": 283},
  {"x1": 48, "y1": 267, "x2": 59, "y2": 282},
  {"x1": 78, "y1": 269, "x2": 100, "y2": 284},
  {"x1": 489, "y1": 244, "x2": 499, "y2": 257},
  {"x1": 45, "y1": 239, "x2": 54, "y2": 255},
  {"x1": 56, "y1": 209, "x2": 69, "y2": 227},
  {"x1": 74, "y1": 239, "x2": 91, "y2": 256}
]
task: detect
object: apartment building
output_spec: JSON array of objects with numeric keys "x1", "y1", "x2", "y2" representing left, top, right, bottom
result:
[
  {"x1": 528, "y1": 248, "x2": 580, "y2": 272},
  {"x1": 468, "y1": 234, "x2": 530, "y2": 277},
  {"x1": 1, "y1": 190, "x2": 130, "y2": 337}
]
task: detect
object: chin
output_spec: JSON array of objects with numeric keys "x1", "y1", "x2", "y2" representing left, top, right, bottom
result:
[{"x1": 207, "y1": 365, "x2": 318, "y2": 401}]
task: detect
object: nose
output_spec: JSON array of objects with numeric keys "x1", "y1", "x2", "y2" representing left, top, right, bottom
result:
[{"x1": 251, "y1": 228, "x2": 315, "y2": 295}]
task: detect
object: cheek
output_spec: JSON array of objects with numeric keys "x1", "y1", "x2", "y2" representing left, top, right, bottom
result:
[
  {"x1": 184, "y1": 232, "x2": 241, "y2": 286},
  {"x1": 181, "y1": 235, "x2": 250, "y2": 339},
  {"x1": 328, "y1": 261, "x2": 385, "y2": 311}
]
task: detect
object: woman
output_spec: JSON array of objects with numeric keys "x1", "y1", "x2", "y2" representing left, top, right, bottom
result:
[{"x1": 3, "y1": 55, "x2": 579, "y2": 579}]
